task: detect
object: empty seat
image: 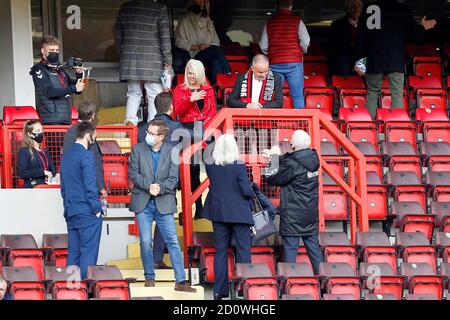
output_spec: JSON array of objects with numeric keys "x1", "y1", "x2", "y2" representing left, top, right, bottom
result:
[
  {"x1": 421, "y1": 142, "x2": 450, "y2": 170},
  {"x1": 439, "y1": 262, "x2": 450, "y2": 289},
  {"x1": 431, "y1": 202, "x2": 450, "y2": 232},
  {"x1": 396, "y1": 232, "x2": 437, "y2": 272},
  {"x1": 423, "y1": 122, "x2": 450, "y2": 143},
  {"x1": 384, "y1": 122, "x2": 418, "y2": 150},
  {"x1": 416, "y1": 88, "x2": 447, "y2": 110},
  {"x1": 323, "y1": 293, "x2": 357, "y2": 300},
  {"x1": 416, "y1": 108, "x2": 449, "y2": 134},
  {"x1": 386, "y1": 171, "x2": 421, "y2": 187},
  {"x1": 277, "y1": 263, "x2": 319, "y2": 300},
  {"x1": 319, "y1": 232, "x2": 357, "y2": 271},
  {"x1": 44, "y1": 266, "x2": 88, "y2": 300},
  {"x1": 304, "y1": 60, "x2": 328, "y2": 78},
  {"x1": 356, "y1": 232, "x2": 397, "y2": 272},
  {"x1": 233, "y1": 263, "x2": 278, "y2": 300},
  {"x1": 2, "y1": 106, "x2": 39, "y2": 125},
  {"x1": 435, "y1": 232, "x2": 450, "y2": 263},
  {"x1": 338, "y1": 107, "x2": 372, "y2": 131},
  {"x1": 413, "y1": 56, "x2": 443, "y2": 80},
  {"x1": 303, "y1": 75, "x2": 328, "y2": 88},
  {"x1": 1, "y1": 234, "x2": 44, "y2": 280},
  {"x1": 359, "y1": 262, "x2": 404, "y2": 300},
  {"x1": 86, "y1": 266, "x2": 130, "y2": 300},
  {"x1": 346, "y1": 121, "x2": 378, "y2": 151},
  {"x1": 408, "y1": 76, "x2": 443, "y2": 96},
  {"x1": 281, "y1": 294, "x2": 315, "y2": 300},
  {"x1": 381, "y1": 142, "x2": 421, "y2": 179},
  {"x1": 426, "y1": 171, "x2": 450, "y2": 202},
  {"x1": 365, "y1": 293, "x2": 398, "y2": 300},
  {"x1": 304, "y1": 88, "x2": 334, "y2": 113},
  {"x1": 390, "y1": 201, "x2": 435, "y2": 240},
  {"x1": 42, "y1": 234, "x2": 68, "y2": 267},
  {"x1": 323, "y1": 186, "x2": 349, "y2": 221},
  {"x1": 367, "y1": 186, "x2": 389, "y2": 220},
  {"x1": 251, "y1": 246, "x2": 276, "y2": 277},
  {"x1": 376, "y1": 108, "x2": 411, "y2": 133},
  {"x1": 2, "y1": 266, "x2": 45, "y2": 300},
  {"x1": 229, "y1": 61, "x2": 249, "y2": 74},
  {"x1": 332, "y1": 76, "x2": 365, "y2": 90},
  {"x1": 318, "y1": 262, "x2": 361, "y2": 299},
  {"x1": 340, "y1": 89, "x2": 367, "y2": 109},
  {"x1": 404, "y1": 293, "x2": 439, "y2": 300},
  {"x1": 400, "y1": 262, "x2": 443, "y2": 299}
]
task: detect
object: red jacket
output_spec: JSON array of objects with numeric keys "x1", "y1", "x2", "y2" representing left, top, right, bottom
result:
[{"x1": 173, "y1": 83, "x2": 217, "y2": 126}]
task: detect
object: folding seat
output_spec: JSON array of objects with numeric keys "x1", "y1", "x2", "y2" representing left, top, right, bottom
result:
[
  {"x1": 346, "y1": 121, "x2": 378, "y2": 151},
  {"x1": 381, "y1": 142, "x2": 421, "y2": 179},
  {"x1": 404, "y1": 293, "x2": 439, "y2": 300},
  {"x1": 318, "y1": 262, "x2": 361, "y2": 299},
  {"x1": 2, "y1": 266, "x2": 45, "y2": 300},
  {"x1": 400, "y1": 262, "x2": 443, "y2": 300},
  {"x1": 229, "y1": 61, "x2": 249, "y2": 74},
  {"x1": 352, "y1": 142, "x2": 383, "y2": 182},
  {"x1": 376, "y1": 108, "x2": 411, "y2": 134},
  {"x1": 367, "y1": 186, "x2": 389, "y2": 221},
  {"x1": 416, "y1": 88, "x2": 447, "y2": 110},
  {"x1": 380, "y1": 88, "x2": 409, "y2": 111},
  {"x1": 232, "y1": 263, "x2": 278, "y2": 300},
  {"x1": 215, "y1": 73, "x2": 238, "y2": 100},
  {"x1": 44, "y1": 266, "x2": 88, "y2": 300},
  {"x1": 277, "y1": 262, "x2": 320, "y2": 300},
  {"x1": 426, "y1": 171, "x2": 450, "y2": 202},
  {"x1": 251, "y1": 246, "x2": 276, "y2": 276},
  {"x1": 304, "y1": 88, "x2": 334, "y2": 114},
  {"x1": 2, "y1": 106, "x2": 39, "y2": 125},
  {"x1": 389, "y1": 202, "x2": 435, "y2": 241},
  {"x1": 340, "y1": 89, "x2": 367, "y2": 109},
  {"x1": 42, "y1": 234, "x2": 68, "y2": 267},
  {"x1": 413, "y1": 56, "x2": 443, "y2": 80},
  {"x1": 364, "y1": 293, "x2": 398, "y2": 300},
  {"x1": 434, "y1": 232, "x2": 450, "y2": 263},
  {"x1": 356, "y1": 232, "x2": 397, "y2": 272},
  {"x1": 359, "y1": 262, "x2": 404, "y2": 300},
  {"x1": 386, "y1": 171, "x2": 426, "y2": 211},
  {"x1": 323, "y1": 186, "x2": 349, "y2": 222},
  {"x1": 319, "y1": 232, "x2": 357, "y2": 272},
  {"x1": 1, "y1": 234, "x2": 44, "y2": 280},
  {"x1": 225, "y1": 55, "x2": 249, "y2": 63},
  {"x1": 384, "y1": 121, "x2": 418, "y2": 150},
  {"x1": 304, "y1": 59, "x2": 328, "y2": 78},
  {"x1": 439, "y1": 262, "x2": 450, "y2": 289},
  {"x1": 188, "y1": 232, "x2": 234, "y2": 283},
  {"x1": 303, "y1": 75, "x2": 328, "y2": 88},
  {"x1": 431, "y1": 202, "x2": 450, "y2": 232},
  {"x1": 281, "y1": 294, "x2": 315, "y2": 300},
  {"x1": 420, "y1": 142, "x2": 450, "y2": 171},
  {"x1": 323, "y1": 293, "x2": 357, "y2": 300},
  {"x1": 320, "y1": 142, "x2": 344, "y2": 181},
  {"x1": 332, "y1": 75, "x2": 365, "y2": 90},
  {"x1": 71, "y1": 106, "x2": 78, "y2": 124},
  {"x1": 338, "y1": 107, "x2": 372, "y2": 132},
  {"x1": 423, "y1": 121, "x2": 450, "y2": 143},
  {"x1": 86, "y1": 266, "x2": 131, "y2": 300},
  {"x1": 396, "y1": 232, "x2": 437, "y2": 273},
  {"x1": 282, "y1": 93, "x2": 293, "y2": 109},
  {"x1": 415, "y1": 108, "x2": 449, "y2": 134}
]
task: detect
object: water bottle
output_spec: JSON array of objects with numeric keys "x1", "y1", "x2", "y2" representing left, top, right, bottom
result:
[{"x1": 101, "y1": 198, "x2": 108, "y2": 217}]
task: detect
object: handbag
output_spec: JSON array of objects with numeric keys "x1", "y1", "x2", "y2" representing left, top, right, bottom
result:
[{"x1": 251, "y1": 191, "x2": 278, "y2": 244}]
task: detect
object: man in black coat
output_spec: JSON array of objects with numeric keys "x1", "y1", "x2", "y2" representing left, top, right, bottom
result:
[
  {"x1": 355, "y1": 0, "x2": 436, "y2": 119},
  {"x1": 62, "y1": 101, "x2": 107, "y2": 199},
  {"x1": 263, "y1": 130, "x2": 323, "y2": 275}
]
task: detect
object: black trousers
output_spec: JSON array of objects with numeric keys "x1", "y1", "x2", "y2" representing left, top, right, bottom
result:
[{"x1": 212, "y1": 222, "x2": 252, "y2": 297}]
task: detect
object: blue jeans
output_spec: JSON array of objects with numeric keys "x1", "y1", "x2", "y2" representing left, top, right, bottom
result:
[
  {"x1": 270, "y1": 62, "x2": 305, "y2": 108},
  {"x1": 136, "y1": 200, "x2": 185, "y2": 282},
  {"x1": 282, "y1": 233, "x2": 323, "y2": 275}
]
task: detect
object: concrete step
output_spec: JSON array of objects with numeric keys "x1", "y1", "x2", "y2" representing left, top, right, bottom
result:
[
  {"x1": 130, "y1": 284, "x2": 204, "y2": 300},
  {"x1": 121, "y1": 269, "x2": 191, "y2": 282}
]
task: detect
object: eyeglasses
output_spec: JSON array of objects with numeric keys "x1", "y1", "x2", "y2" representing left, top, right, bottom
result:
[{"x1": 147, "y1": 131, "x2": 162, "y2": 137}]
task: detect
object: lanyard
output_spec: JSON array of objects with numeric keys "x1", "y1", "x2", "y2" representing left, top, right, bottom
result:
[
  {"x1": 56, "y1": 70, "x2": 67, "y2": 88},
  {"x1": 36, "y1": 150, "x2": 49, "y2": 171}
]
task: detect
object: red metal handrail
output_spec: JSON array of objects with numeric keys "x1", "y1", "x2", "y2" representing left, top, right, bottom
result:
[{"x1": 180, "y1": 108, "x2": 369, "y2": 265}]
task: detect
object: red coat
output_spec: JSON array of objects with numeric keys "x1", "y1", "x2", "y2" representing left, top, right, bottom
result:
[{"x1": 172, "y1": 83, "x2": 217, "y2": 126}]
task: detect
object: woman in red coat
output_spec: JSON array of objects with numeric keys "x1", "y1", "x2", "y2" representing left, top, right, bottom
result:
[{"x1": 173, "y1": 59, "x2": 217, "y2": 218}]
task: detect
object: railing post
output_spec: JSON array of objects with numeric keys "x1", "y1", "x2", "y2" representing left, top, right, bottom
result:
[{"x1": 310, "y1": 115, "x2": 325, "y2": 231}]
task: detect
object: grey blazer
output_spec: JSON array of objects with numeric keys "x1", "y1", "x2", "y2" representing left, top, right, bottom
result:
[{"x1": 128, "y1": 142, "x2": 179, "y2": 214}]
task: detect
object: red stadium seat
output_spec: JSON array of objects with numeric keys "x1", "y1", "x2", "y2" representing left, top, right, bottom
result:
[
  {"x1": 396, "y1": 232, "x2": 437, "y2": 272},
  {"x1": 44, "y1": 266, "x2": 88, "y2": 300},
  {"x1": 381, "y1": 142, "x2": 421, "y2": 179},
  {"x1": 1, "y1": 234, "x2": 44, "y2": 280},
  {"x1": 71, "y1": 106, "x2": 78, "y2": 124},
  {"x1": 282, "y1": 94, "x2": 294, "y2": 109},
  {"x1": 423, "y1": 122, "x2": 450, "y2": 143},
  {"x1": 215, "y1": 73, "x2": 238, "y2": 100},
  {"x1": 390, "y1": 201, "x2": 435, "y2": 241},
  {"x1": 2, "y1": 266, "x2": 45, "y2": 300},
  {"x1": 3, "y1": 106, "x2": 39, "y2": 125},
  {"x1": 416, "y1": 88, "x2": 447, "y2": 110},
  {"x1": 323, "y1": 186, "x2": 349, "y2": 221},
  {"x1": 304, "y1": 59, "x2": 328, "y2": 78},
  {"x1": 367, "y1": 186, "x2": 389, "y2": 221},
  {"x1": 376, "y1": 108, "x2": 411, "y2": 133},
  {"x1": 226, "y1": 55, "x2": 249, "y2": 63},
  {"x1": 304, "y1": 88, "x2": 334, "y2": 113},
  {"x1": 103, "y1": 154, "x2": 129, "y2": 191},
  {"x1": 359, "y1": 262, "x2": 404, "y2": 300},
  {"x1": 338, "y1": 107, "x2": 372, "y2": 132},
  {"x1": 229, "y1": 61, "x2": 249, "y2": 74},
  {"x1": 233, "y1": 263, "x2": 278, "y2": 300},
  {"x1": 86, "y1": 266, "x2": 131, "y2": 300},
  {"x1": 413, "y1": 56, "x2": 443, "y2": 80},
  {"x1": 431, "y1": 202, "x2": 450, "y2": 233},
  {"x1": 319, "y1": 262, "x2": 361, "y2": 299},
  {"x1": 346, "y1": 121, "x2": 378, "y2": 151},
  {"x1": 332, "y1": 76, "x2": 365, "y2": 90},
  {"x1": 277, "y1": 263, "x2": 320, "y2": 300},
  {"x1": 323, "y1": 293, "x2": 357, "y2": 300},
  {"x1": 400, "y1": 262, "x2": 443, "y2": 300},
  {"x1": 426, "y1": 171, "x2": 450, "y2": 202},
  {"x1": 340, "y1": 89, "x2": 367, "y2": 109},
  {"x1": 356, "y1": 232, "x2": 397, "y2": 272},
  {"x1": 320, "y1": 232, "x2": 357, "y2": 271},
  {"x1": 365, "y1": 293, "x2": 398, "y2": 300},
  {"x1": 435, "y1": 232, "x2": 450, "y2": 262},
  {"x1": 408, "y1": 75, "x2": 443, "y2": 100},
  {"x1": 384, "y1": 122, "x2": 418, "y2": 150},
  {"x1": 251, "y1": 246, "x2": 276, "y2": 276},
  {"x1": 42, "y1": 234, "x2": 68, "y2": 267},
  {"x1": 380, "y1": 88, "x2": 409, "y2": 111},
  {"x1": 303, "y1": 75, "x2": 328, "y2": 88},
  {"x1": 415, "y1": 108, "x2": 449, "y2": 134}
]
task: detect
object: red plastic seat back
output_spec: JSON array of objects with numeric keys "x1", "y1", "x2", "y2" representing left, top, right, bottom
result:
[
  {"x1": 53, "y1": 281, "x2": 88, "y2": 300},
  {"x1": 250, "y1": 247, "x2": 276, "y2": 276},
  {"x1": 95, "y1": 280, "x2": 130, "y2": 300},
  {"x1": 10, "y1": 282, "x2": 45, "y2": 300},
  {"x1": 244, "y1": 278, "x2": 278, "y2": 300},
  {"x1": 10, "y1": 249, "x2": 44, "y2": 280},
  {"x1": 201, "y1": 247, "x2": 234, "y2": 282},
  {"x1": 3, "y1": 106, "x2": 39, "y2": 125},
  {"x1": 103, "y1": 154, "x2": 129, "y2": 190}
]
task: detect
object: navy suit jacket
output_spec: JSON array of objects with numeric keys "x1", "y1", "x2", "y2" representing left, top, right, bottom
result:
[
  {"x1": 18, "y1": 147, "x2": 56, "y2": 188},
  {"x1": 201, "y1": 161, "x2": 254, "y2": 225},
  {"x1": 60, "y1": 143, "x2": 102, "y2": 219}
]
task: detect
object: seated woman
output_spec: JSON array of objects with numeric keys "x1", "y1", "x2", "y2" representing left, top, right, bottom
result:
[
  {"x1": 174, "y1": 0, "x2": 231, "y2": 84},
  {"x1": 18, "y1": 120, "x2": 56, "y2": 188},
  {"x1": 173, "y1": 59, "x2": 217, "y2": 218},
  {"x1": 201, "y1": 134, "x2": 254, "y2": 300}
]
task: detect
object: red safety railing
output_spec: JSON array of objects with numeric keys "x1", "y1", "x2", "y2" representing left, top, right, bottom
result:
[
  {"x1": 180, "y1": 108, "x2": 369, "y2": 264},
  {"x1": 1, "y1": 125, "x2": 137, "y2": 204}
]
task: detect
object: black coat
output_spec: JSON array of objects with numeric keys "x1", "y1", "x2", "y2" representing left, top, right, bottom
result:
[
  {"x1": 201, "y1": 161, "x2": 254, "y2": 225},
  {"x1": 329, "y1": 16, "x2": 358, "y2": 76},
  {"x1": 265, "y1": 149, "x2": 320, "y2": 237},
  {"x1": 356, "y1": 0, "x2": 427, "y2": 74}
]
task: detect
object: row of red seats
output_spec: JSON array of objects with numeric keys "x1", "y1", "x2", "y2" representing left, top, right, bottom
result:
[{"x1": 2, "y1": 106, "x2": 78, "y2": 126}]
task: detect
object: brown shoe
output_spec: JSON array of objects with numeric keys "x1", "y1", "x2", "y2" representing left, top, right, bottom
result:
[
  {"x1": 174, "y1": 281, "x2": 197, "y2": 293},
  {"x1": 125, "y1": 121, "x2": 136, "y2": 126},
  {"x1": 154, "y1": 262, "x2": 171, "y2": 269},
  {"x1": 145, "y1": 279, "x2": 155, "y2": 287}
]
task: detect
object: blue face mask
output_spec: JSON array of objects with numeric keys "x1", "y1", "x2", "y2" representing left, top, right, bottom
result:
[{"x1": 145, "y1": 133, "x2": 156, "y2": 147}]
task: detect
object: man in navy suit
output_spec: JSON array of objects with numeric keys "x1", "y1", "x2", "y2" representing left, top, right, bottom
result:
[{"x1": 60, "y1": 121, "x2": 103, "y2": 279}]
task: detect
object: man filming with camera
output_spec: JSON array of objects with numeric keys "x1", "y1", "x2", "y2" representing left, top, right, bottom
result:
[{"x1": 30, "y1": 36, "x2": 85, "y2": 125}]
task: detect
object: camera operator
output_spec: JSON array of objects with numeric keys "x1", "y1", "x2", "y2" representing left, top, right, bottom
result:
[{"x1": 30, "y1": 36, "x2": 85, "y2": 125}]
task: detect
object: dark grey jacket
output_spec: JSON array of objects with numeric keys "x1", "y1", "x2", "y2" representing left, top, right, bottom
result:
[
  {"x1": 62, "y1": 123, "x2": 105, "y2": 192},
  {"x1": 129, "y1": 142, "x2": 179, "y2": 214},
  {"x1": 115, "y1": 0, "x2": 172, "y2": 82},
  {"x1": 266, "y1": 149, "x2": 320, "y2": 237}
]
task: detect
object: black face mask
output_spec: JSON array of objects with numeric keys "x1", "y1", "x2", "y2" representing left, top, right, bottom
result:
[
  {"x1": 31, "y1": 132, "x2": 44, "y2": 144},
  {"x1": 46, "y1": 51, "x2": 60, "y2": 64},
  {"x1": 189, "y1": 4, "x2": 205, "y2": 16}
]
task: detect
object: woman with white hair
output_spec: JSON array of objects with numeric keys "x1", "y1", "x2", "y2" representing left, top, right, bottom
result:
[
  {"x1": 263, "y1": 129, "x2": 324, "y2": 275},
  {"x1": 173, "y1": 59, "x2": 217, "y2": 218},
  {"x1": 201, "y1": 134, "x2": 254, "y2": 300}
]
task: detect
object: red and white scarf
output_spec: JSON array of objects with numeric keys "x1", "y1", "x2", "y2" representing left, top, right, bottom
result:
[{"x1": 240, "y1": 69, "x2": 276, "y2": 104}]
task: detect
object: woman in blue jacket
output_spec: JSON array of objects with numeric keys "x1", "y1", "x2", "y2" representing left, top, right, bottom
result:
[
  {"x1": 201, "y1": 134, "x2": 254, "y2": 300},
  {"x1": 18, "y1": 120, "x2": 56, "y2": 188}
]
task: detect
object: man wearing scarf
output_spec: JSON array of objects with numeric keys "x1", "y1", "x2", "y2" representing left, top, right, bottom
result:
[{"x1": 227, "y1": 54, "x2": 283, "y2": 109}]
